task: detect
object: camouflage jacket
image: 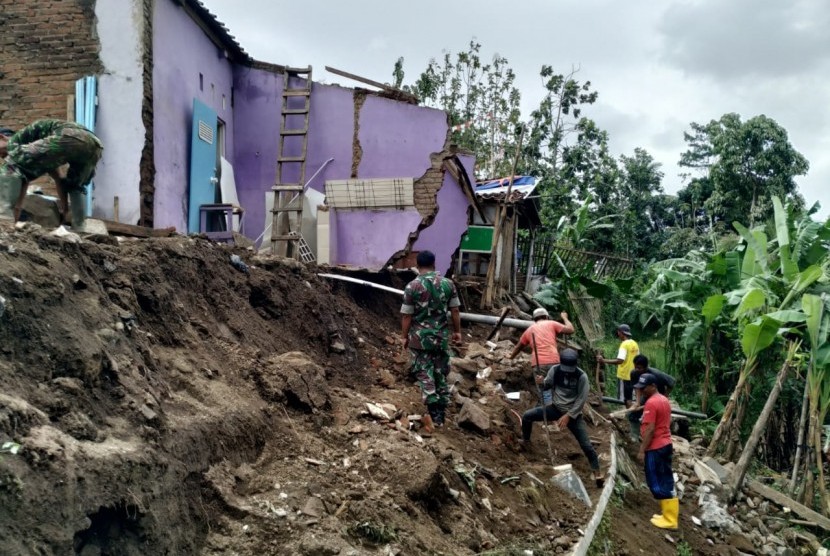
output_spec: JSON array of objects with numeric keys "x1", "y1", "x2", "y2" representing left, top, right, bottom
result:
[{"x1": 401, "y1": 271, "x2": 460, "y2": 351}]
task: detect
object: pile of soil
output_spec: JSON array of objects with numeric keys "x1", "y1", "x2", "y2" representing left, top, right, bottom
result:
[{"x1": 0, "y1": 222, "x2": 612, "y2": 555}]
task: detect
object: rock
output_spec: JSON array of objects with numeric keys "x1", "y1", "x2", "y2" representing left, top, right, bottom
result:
[
  {"x1": 20, "y1": 194, "x2": 61, "y2": 228},
  {"x1": 301, "y1": 496, "x2": 327, "y2": 519},
  {"x1": 727, "y1": 533, "x2": 758, "y2": 554},
  {"x1": 49, "y1": 225, "x2": 81, "y2": 243},
  {"x1": 451, "y1": 357, "x2": 480, "y2": 375},
  {"x1": 139, "y1": 404, "x2": 158, "y2": 423},
  {"x1": 330, "y1": 341, "x2": 346, "y2": 354},
  {"x1": 80, "y1": 218, "x2": 108, "y2": 235},
  {"x1": 699, "y1": 493, "x2": 741, "y2": 533},
  {"x1": 747, "y1": 497, "x2": 756, "y2": 509},
  {"x1": 366, "y1": 403, "x2": 391, "y2": 421},
  {"x1": 52, "y1": 377, "x2": 84, "y2": 394},
  {"x1": 553, "y1": 536, "x2": 571, "y2": 549},
  {"x1": 446, "y1": 371, "x2": 464, "y2": 386},
  {"x1": 457, "y1": 400, "x2": 491, "y2": 434},
  {"x1": 464, "y1": 343, "x2": 491, "y2": 359},
  {"x1": 254, "y1": 352, "x2": 330, "y2": 412},
  {"x1": 702, "y1": 457, "x2": 732, "y2": 483},
  {"x1": 377, "y1": 369, "x2": 396, "y2": 388},
  {"x1": 379, "y1": 403, "x2": 398, "y2": 418},
  {"x1": 694, "y1": 459, "x2": 723, "y2": 485}
]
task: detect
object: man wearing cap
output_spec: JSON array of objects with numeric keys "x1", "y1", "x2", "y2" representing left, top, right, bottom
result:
[
  {"x1": 509, "y1": 308, "x2": 575, "y2": 368},
  {"x1": 0, "y1": 119, "x2": 103, "y2": 227},
  {"x1": 626, "y1": 355, "x2": 676, "y2": 442},
  {"x1": 597, "y1": 324, "x2": 639, "y2": 408},
  {"x1": 635, "y1": 373, "x2": 678, "y2": 530},
  {"x1": 401, "y1": 250, "x2": 462, "y2": 429},
  {"x1": 520, "y1": 348, "x2": 604, "y2": 486}
]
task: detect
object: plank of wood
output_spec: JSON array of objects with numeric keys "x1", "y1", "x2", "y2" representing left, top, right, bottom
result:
[
  {"x1": 748, "y1": 479, "x2": 830, "y2": 531},
  {"x1": 325, "y1": 66, "x2": 418, "y2": 103},
  {"x1": 101, "y1": 219, "x2": 176, "y2": 238}
]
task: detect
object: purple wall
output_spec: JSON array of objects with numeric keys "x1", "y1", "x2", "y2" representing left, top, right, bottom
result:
[
  {"x1": 357, "y1": 96, "x2": 448, "y2": 178},
  {"x1": 413, "y1": 171, "x2": 470, "y2": 274},
  {"x1": 152, "y1": 0, "x2": 236, "y2": 231},
  {"x1": 149, "y1": 8, "x2": 473, "y2": 267},
  {"x1": 232, "y1": 69, "x2": 356, "y2": 240},
  {"x1": 335, "y1": 209, "x2": 422, "y2": 270}
]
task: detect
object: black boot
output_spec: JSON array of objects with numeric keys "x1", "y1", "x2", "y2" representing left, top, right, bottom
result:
[{"x1": 428, "y1": 404, "x2": 444, "y2": 427}]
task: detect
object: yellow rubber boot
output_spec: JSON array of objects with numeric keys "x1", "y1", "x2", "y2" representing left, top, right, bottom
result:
[{"x1": 650, "y1": 498, "x2": 679, "y2": 529}]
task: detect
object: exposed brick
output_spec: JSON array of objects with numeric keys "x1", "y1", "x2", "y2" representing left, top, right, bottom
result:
[{"x1": 0, "y1": 0, "x2": 102, "y2": 192}]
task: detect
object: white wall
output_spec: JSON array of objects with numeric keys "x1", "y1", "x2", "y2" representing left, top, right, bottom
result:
[{"x1": 93, "y1": 0, "x2": 145, "y2": 224}]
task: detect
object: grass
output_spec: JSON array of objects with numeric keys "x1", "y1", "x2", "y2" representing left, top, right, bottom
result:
[
  {"x1": 347, "y1": 521, "x2": 398, "y2": 545},
  {"x1": 676, "y1": 540, "x2": 693, "y2": 556}
]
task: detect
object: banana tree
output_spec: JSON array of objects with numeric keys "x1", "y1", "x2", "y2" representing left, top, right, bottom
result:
[
  {"x1": 707, "y1": 197, "x2": 826, "y2": 459},
  {"x1": 803, "y1": 293, "x2": 830, "y2": 515}
]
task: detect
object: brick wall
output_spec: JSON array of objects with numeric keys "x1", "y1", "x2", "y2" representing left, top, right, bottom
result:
[
  {"x1": 0, "y1": 0, "x2": 101, "y2": 127},
  {"x1": 0, "y1": 0, "x2": 102, "y2": 192}
]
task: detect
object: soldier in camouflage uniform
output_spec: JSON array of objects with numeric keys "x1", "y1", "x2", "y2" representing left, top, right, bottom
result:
[
  {"x1": 401, "y1": 250, "x2": 462, "y2": 426},
  {"x1": 0, "y1": 119, "x2": 103, "y2": 224}
]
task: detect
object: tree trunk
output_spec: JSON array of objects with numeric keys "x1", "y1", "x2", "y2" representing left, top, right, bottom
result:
[
  {"x1": 725, "y1": 388, "x2": 749, "y2": 462},
  {"x1": 702, "y1": 329, "x2": 713, "y2": 413},
  {"x1": 729, "y1": 360, "x2": 790, "y2": 502},
  {"x1": 812, "y1": 412, "x2": 830, "y2": 516},
  {"x1": 789, "y1": 380, "x2": 811, "y2": 495},
  {"x1": 707, "y1": 371, "x2": 749, "y2": 457}
]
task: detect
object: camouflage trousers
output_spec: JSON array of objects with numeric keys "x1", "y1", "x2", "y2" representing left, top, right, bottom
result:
[
  {"x1": 410, "y1": 348, "x2": 450, "y2": 407},
  {"x1": 5, "y1": 127, "x2": 103, "y2": 191}
]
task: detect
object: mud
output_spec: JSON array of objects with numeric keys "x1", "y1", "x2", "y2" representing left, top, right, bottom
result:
[{"x1": 0, "y1": 222, "x2": 613, "y2": 555}]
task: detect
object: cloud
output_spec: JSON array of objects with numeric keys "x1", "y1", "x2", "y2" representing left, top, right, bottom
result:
[{"x1": 657, "y1": 0, "x2": 830, "y2": 81}]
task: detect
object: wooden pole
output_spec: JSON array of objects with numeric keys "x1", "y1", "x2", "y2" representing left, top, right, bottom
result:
[
  {"x1": 481, "y1": 126, "x2": 525, "y2": 308},
  {"x1": 729, "y1": 355, "x2": 792, "y2": 502}
]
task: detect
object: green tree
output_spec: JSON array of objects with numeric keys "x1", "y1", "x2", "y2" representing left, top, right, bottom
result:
[
  {"x1": 399, "y1": 41, "x2": 522, "y2": 178},
  {"x1": 679, "y1": 113, "x2": 809, "y2": 227}
]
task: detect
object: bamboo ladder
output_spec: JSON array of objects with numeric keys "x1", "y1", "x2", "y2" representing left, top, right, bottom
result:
[{"x1": 270, "y1": 66, "x2": 312, "y2": 258}]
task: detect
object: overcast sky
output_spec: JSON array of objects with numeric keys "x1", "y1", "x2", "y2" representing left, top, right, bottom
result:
[{"x1": 203, "y1": 0, "x2": 830, "y2": 216}]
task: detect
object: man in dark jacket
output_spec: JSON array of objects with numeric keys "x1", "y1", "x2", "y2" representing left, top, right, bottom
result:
[{"x1": 520, "y1": 348, "x2": 603, "y2": 485}]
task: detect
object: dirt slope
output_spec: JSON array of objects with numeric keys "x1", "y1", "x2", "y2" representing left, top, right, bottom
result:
[{"x1": 0, "y1": 222, "x2": 612, "y2": 556}]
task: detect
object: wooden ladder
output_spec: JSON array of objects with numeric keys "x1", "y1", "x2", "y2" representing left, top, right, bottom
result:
[{"x1": 270, "y1": 66, "x2": 312, "y2": 257}]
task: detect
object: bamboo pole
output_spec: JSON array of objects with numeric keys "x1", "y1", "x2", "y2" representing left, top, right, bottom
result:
[{"x1": 790, "y1": 380, "x2": 811, "y2": 495}]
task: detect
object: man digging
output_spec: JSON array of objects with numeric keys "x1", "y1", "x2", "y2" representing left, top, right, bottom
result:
[
  {"x1": 400, "y1": 250, "x2": 462, "y2": 431},
  {"x1": 0, "y1": 119, "x2": 103, "y2": 227},
  {"x1": 520, "y1": 348, "x2": 604, "y2": 487}
]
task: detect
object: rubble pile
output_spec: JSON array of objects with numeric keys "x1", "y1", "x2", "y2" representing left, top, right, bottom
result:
[
  {"x1": 0, "y1": 222, "x2": 610, "y2": 555},
  {"x1": 661, "y1": 436, "x2": 821, "y2": 555}
]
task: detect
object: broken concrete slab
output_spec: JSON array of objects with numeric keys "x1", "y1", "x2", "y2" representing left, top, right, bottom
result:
[
  {"x1": 457, "y1": 400, "x2": 490, "y2": 434},
  {"x1": 702, "y1": 457, "x2": 732, "y2": 483},
  {"x1": 695, "y1": 458, "x2": 724, "y2": 485}
]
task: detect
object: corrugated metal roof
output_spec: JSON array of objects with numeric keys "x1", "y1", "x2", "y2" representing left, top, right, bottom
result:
[
  {"x1": 474, "y1": 176, "x2": 538, "y2": 201},
  {"x1": 181, "y1": 0, "x2": 252, "y2": 63}
]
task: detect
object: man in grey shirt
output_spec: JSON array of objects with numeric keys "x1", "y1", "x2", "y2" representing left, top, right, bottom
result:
[{"x1": 521, "y1": 348, "x2": 602, "y2": 484}]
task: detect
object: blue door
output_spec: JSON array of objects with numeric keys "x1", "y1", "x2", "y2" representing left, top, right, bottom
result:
[
  {"x1": 75, "y1": 76, "x2": 98, "y2": 217},
  {"x1": 188, "y1": 99, "x2": 218, "y2": 233}
]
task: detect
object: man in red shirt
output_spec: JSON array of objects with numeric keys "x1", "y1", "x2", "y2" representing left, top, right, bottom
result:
[{"x1": 635, "y1": 373, "x2": 678, "y2": 530}]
